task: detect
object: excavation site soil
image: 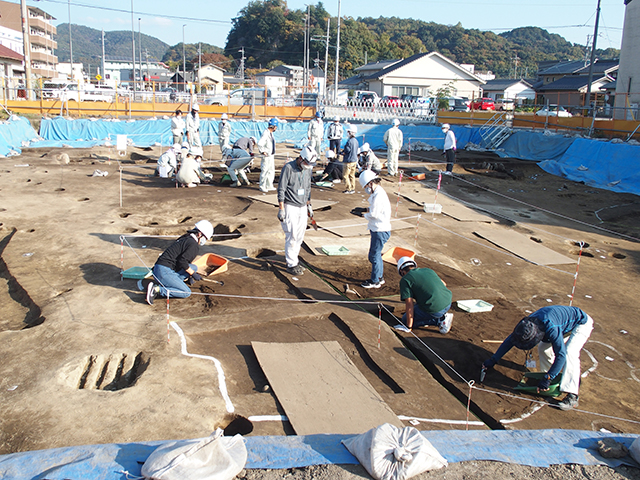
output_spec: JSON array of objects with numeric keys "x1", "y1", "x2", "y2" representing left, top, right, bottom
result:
[{"x1": 1, "y1": 142, "x2": 639, "y2": 479}]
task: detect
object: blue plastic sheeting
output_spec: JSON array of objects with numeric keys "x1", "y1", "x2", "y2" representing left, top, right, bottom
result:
[
  {"x1": 35, "y1": 117, "x2": 482, "y2": 154},
  {"x1": 0, "y1": 116, "x2": 39, "y2": 156},
  {"x1": 1, "y1": 430, "x2": 637, "y2": 479},
  {"x1": 497, "y1": 130, "x2": 576, "y2": 162},
  {"x1": 539, "y1": 139, "x2": 640, "y2": 196}
]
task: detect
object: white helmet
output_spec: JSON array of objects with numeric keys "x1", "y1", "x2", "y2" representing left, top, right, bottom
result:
[
  {"x1": 347, "y1": 124, "x2": 357, "y2": 134},
  {"x1": 441, "y1": 123, "x2": 450, "y2": 131},
  {"x1": 360, "y1": 142, "x2": 370, "y2": 153},
  {"x1": 397, "y1": 256, "x2": 417, "y2": 274},
  {"x1": 221, "y1": 113, "x2": 228, "y2": 120},
  {"x1": 392, "y1": 119, "x2": 400, "y2": 126},
  {"x1": 250, "y1": 136, "x2": 257, "y2": 144},
  {"x1": 192, "y1": 104, "x2": 200, "y2": 111},
  {"x1": 172, "y1": 143, "x2": 181, "y2": 151},
  {"x1": 194, "y1": 220, "x2": 213, "y2": 240},
  {"x1": 333, "y1": 116, "x2": 340, "y2": 121},
  {"x1": 299, "y1": 145, "x2": 317, "y2": 165},
  {"x1": 358, "y1": 169, "x2": 378, "y2": 189},
  {"x1": 326, "y1": 149, "x2": 336, "y2": 159}
]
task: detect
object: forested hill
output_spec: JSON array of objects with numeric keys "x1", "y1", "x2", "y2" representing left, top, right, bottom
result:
[
  {"x1": 56, "y1": 24, "x2": 169, "y2": 70},
  {"x1": 224, "y1": 0, "x2": 619, "y2": 78}
]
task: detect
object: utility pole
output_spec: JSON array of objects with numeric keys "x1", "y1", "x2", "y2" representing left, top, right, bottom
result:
[
  {"x1": 101, "y1": 29, "x2": 105, "y2": 85},
  {"x1": 583, "y1": 34, "x2": 592, "y2": 66},
  {"x1": 131, "y1": 0, "x2": 136, "y2": 94},
  {"x1": 324, "y1": 18, "x2": 329, "y2": 98},
  {"x1": 198, "y1": 42, "x2": 202, "y2": 93},
  {"x1": 138, "y1": 18, "x2": 142, "y2": 87},
  {"x1": 585, "y1": 0, "x2": 601, "y2": 110},
  {"x1": 237, "y1": 47, "x2": 245, "y2": 81},
  {"x1": 334, "y1": 0, "x2": 341, "y2": 103},
  {"x1": 20, "y1": 0, "x2": 32, "y2": 99},
  {"x1": 67, "y1": 0, "x2": 73, "y2": 81},
  {"x1": 145, "y1": 48, "x2": 150, "y2": 87},
  {"x1": 182, "y1": 24, "x2": 186, "y2": 92},
  {"x1": 512, "y1": 53, "x2": 519, "y2": 79}
]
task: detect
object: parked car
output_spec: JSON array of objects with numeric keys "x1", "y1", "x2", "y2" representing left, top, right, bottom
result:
[
  {"x1": 294, "y1": 92, "x2": 319, "y2": 107},
  {"x1": 471, "y1": 97, "x2": 495, "y2": 111},
  {"x1": 448, "y1": 97, "x2": 470, "y2": 112},
  {"x1": 380, "y1": 95, "x2": 400, "y2": 107},
  {"x1": 205, "y1": 88, "x2": 272, "y2": 106},
  {"x1": 535, "y1": 105, "x2": 573, "y2": 117},
  {"x1": 495, "y1": 98, "x2": 515, "y2": 111},
  {"x1": 352, "y1": 91, "x2": 379, "y2": 106},
  {"x1": 84, "y1": 84, "x2": 116, "y2": 102},
  {"x1": 41, "y1": 80, "x2": 73, "y2": 100}
]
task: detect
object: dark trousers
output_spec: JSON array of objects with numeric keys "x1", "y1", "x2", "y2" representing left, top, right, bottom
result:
[
  {"x1": 445, "y1": 149, "x2": 456, "y2": 172},
  {"x1": 323, "y1": 161, "x2": 344, "y2": 180},
  {"x1": 329, "y1": 139, "x2": 341, "y2": 154}
]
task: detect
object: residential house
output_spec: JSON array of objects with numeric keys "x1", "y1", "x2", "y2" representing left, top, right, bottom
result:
[
  {"x1": 269, "y1": 64, "x2": 325, "y2": 95},
  {"x1": 481, "y1": 79, "x2": 536, "y2": 102},
  {"x1": 104, "y1": 57, "x2": 172, "y2": 88},
  {"x1": 614, "y1": 0, "x2": 640, "y2": 120},
  {"x1": 197, "y1": 63, "x2": 225, "y2": 94},
  {"x1": 255, "y1": 68, "x2": 287, "y2": 97},
  {"x1": 337, "y1": 52, "x2": 485, "y2": 100},
  {"x1": 0, "y1": 43, "x2": 24, "y2": 99},
  {"x1": 0, "y1": 0, "x2": 57, "y2": 79},
  {"x1": 536, "y1": 74, "x2": 615, "y2": 112}
]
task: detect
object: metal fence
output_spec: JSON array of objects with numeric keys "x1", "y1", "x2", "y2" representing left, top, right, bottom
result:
[{"x1": 322, "y1": 98, "x2": 438, "y2": 125}]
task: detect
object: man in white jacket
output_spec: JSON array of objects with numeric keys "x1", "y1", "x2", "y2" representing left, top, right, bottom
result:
[
  {"x1": 185, "y1": 104, "x2": 202, "y2": 153},
  {"x1": 258, "y1": 118, "x2": 279, "y2": 192},
  {"x1": 170, "y1": 110, "x2": 185, "y2": 145},
  {"x1": 358, "y1": 170, "x2": 391, "y2": 288},
  {"x1": 307, "y1": 112, "x2": 323, "y2": 155},
  {"x1": 442, "y1": 123, "x2": 456, "y2": 174},
  {"x1": 218, "y1": 113, "x2": 232, "y2": 155},
  {"x1": 383, "y1": 119, "x2": 403, "y2": 176}
]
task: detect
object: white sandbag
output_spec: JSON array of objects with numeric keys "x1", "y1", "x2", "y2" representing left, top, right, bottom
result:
[
  {"x1": 141, "y1": 429, "x2": 247, "y2": 480},
  {"x1": 629, "y1": 436, "x2": 640, "y2": 464},
  {"x1": 342, "y1": 423, "x2": 447, "y2": 480}
]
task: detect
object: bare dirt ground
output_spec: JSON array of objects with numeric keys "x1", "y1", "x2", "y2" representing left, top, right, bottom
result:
[{"x1": 1, "y1": 141, "x2": 640, "y2": 479}]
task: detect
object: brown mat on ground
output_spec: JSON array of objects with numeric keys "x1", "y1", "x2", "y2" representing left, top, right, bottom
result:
[
  {"x1": 252, "y1": 340, "x2": 404, "y2": 435},
  {"x1": 398, "y1": 188, "x2": 495, "y2": 222},
  {"x1": 318, "y1": 218, "x2": 415, "y2": 237},
  {"x1": 249, "y1": 194, "x2": 338, "y2": 209},
  {"x1": 474, "y1": 226, "x2": 576, "y2": 265}
]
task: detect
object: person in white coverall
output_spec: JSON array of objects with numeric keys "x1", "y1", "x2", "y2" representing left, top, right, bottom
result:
[
  {"x1": 277, "y1": 146, "x2": 317, "y2": 276},
  {"x1": 307, "y1": 111, "x2": 324, "y2": 155},
  {"x1": 156, "y1": 143, "x2": 181, "y2": 178},
  {"x1": 170, "y1": 110, "x2": 185, "y2": 145},
  {"x1": 185, "y1": 104, "x2": 202, "y2": 152},
  {"x1": 442, "y1": 123, "x2": 456, "y2": 174},
  {"x1": 258, "y1": 118, "x2": 279, "y2": 193},
  {"x1": 383, "y1": 118, "x2": 403, "y2": 176},
  {"x1": 218, "y1": 113, "x2": 232, "y2": 155}
]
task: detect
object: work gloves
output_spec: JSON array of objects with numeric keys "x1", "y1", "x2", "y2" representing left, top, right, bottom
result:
[
  {"x1": 277, "y1": 209, "x2": 286, "y2": 222},
  {"x1": 307, "y1": 204, "x2": 313, "y2": 218},
  {"x1": 537, "y1": 375, "x2": 551, "y2": 392},
  {"x1": 350, "y1": 207, "x2": 366, "y2": 217},
  {"x1": 188, "y1": 273, "x2": 202, "y2": 285}
]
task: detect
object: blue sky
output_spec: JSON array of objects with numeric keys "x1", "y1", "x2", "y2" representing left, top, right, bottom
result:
[{"x1": 30, "y1": 0, "x2": 626, "y2": 53}]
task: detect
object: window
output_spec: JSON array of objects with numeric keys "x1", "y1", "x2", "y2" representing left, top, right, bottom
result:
[{"x1": 391, "y1": 86, "x2": 420, "y2": 96}]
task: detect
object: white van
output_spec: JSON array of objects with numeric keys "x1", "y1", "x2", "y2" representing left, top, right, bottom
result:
[{"x1": 205, "y1": 88, "x2": 272, "y2": 106}]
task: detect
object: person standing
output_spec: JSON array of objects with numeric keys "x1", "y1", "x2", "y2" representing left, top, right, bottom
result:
[
  {"x1": 258, "y1": 118, "x2": 279, "y2": 193},
  {"x1": 482, "y1": 306, "x2": 593, "y2": 411},
  {"x1": 218, "y1": 113, "x2": 232, "y2": 155},
  {"x1": 185, "y1": 104, "x2": 202, "y2": 153},
  {"x1": 397, "y1": 256, "x2": 453, "y2": 334},
  {"x1": 341, "y1": 125, "x2": 359, "y2": 194},
  {"x1": 358, "y1": 170, "x2": 391, "y2": 289},
  {"x1": 307, "y1": 111, "x2": 324, "y2": 155},
  {"x1": 277, "y1": 146, "x2": 317, "y2": 276},
  {"x1": 142, "y1": 220, "x2": 213, "y2": 305},
  {"x1": 442, "y1": 123, "x2": 456, "y2": 174},
  {"x1": 226, "y1": 136, "x2": 256, "y2": 187},
  {"x1": 170, "y1": 109, "x2": 185, "y2": 146},
  {"x1": 327, "y1": 116, "x2": 343, "y2": 155},
  {"x1": 383, "y1": 119, "x2": 403, "y2": 176}
]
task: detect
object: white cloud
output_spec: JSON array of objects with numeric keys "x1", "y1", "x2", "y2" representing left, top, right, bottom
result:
[{"x1": 149, "y1": 17, "x2": 173, "y2": 27}]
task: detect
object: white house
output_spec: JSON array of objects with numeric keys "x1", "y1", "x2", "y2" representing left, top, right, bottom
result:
[
  {"x1": 197, "y1": 63, "x2": 225, "y2": 94},
  {"x1": 340, "y1": 52, "x2": 485, "y2": 99},
  {"x1": 0, "y1": 43, "x2": 24, "y2": 99},
  {"x1": 56, "y1": 62, "x2": 84, "y2": 82},
  {"x1": 482, "y1": 79, "x2": 536, "y2": 101},
  {"x1": 255, "y1": 68, "x2": 287, "y2": 97},
  {"x1": 614, "y1": 0, "x2": 640, "y2": 120}
]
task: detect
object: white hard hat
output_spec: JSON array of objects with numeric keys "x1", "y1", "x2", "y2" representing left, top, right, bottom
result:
[
  {"x1": 397, "y1": 256, "x2": 417, "y2": 274},
  {"x1": 441, "y1": 123, "x2": 450, "y2": 130},
  {"x1": 192, "y1": 104, "x2": 200, "y2": 111},
  {"x1": 360, "y1": 142, "x2": 370, "y2": 152},
  {"x1": 172, "y1": 143, "x2": 181, "y2": 151},
  {"x1": 194, "y1": 220, "x2": 213, "y2": 240},
  {"x1": 250, "y1": 136, "x2": 257, "y2": 144},
  {"x1": 221, "y1": 113, "x2": 228, "y2": 120},
  {"x1": 347, "y1": 124, "x2": 357, "y2": 134},
  {"x1": 358, "y1": 169, "x2": 378, "y2": 189},
  {"x1": 326, "y1": 150, "x2": 336, "y2": 159},
  {"x1": 392, "y1": 119, "x2": 400, "y2": 126},
  {"x1": 299, "y1": 145, "x2": 317, "y2": 165},
  {"x1": 333, "y1": 116, "x2": 340, "y2": 121}
]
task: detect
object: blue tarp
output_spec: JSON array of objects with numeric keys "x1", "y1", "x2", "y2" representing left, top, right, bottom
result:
[
  {"x1": 0, "y1": 430, "x2": 637, "y2": 479},
  {"x1": 0, "y1": 116, "x2": 39, "y2": 156},
  {"x1": 497, "y1": 130, "x2": 576, "y2": 162},
  {"x1": 539, "y1": 138, "x2": 640, "y2": 196}
]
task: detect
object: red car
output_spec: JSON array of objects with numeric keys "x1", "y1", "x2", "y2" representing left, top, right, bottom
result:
[
  {"x1": 471, "y1": 98, "x2": 495, "y2": 110},
  {"x1": 381, "y1": 95, "x2": 400, "y2": 107}
]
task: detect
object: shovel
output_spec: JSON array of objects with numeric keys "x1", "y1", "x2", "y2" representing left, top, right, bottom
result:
[
  {"x1": 310, "y1": 218, "x2": 318, "y2": 231},
  {"x1": 202, "y1": 277, "x2": 225, "y2": 286}
]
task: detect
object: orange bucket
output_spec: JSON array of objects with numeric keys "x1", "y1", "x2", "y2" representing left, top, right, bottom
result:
[
  {"x1": 381, "y1": 246, "x2": 415, "y2": 265},
  {"x1": 194, "y1": 253, "x2": 229, "y2": 276}
]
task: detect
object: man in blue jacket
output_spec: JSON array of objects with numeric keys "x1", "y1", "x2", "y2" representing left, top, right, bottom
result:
[
  {"x1": 482, "y1": 305, "x2": 593, "y2": 410},
  {"x1": 340, "y1": 125, "x2": 359, "y2": 194}
]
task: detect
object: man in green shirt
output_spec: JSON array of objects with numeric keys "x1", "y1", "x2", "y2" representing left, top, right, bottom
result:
[{"x1": 398, "y1": 256, "x2": 453, "y2": 333}]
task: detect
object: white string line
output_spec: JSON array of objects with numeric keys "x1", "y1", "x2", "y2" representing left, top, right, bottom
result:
[
  {"x1": 418, "y1": 216, "x2": 574, "y2": 276},
  {"x1": 170, "y1": 320, "x2": 235, "y2": 413},
  {"x1": 397, "y1": 415, "x2": 485, "y2": 426}
]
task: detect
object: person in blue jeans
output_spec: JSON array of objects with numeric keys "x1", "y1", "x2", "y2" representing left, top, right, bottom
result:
[
  {"x1": 398, "y1": 256, "x2": 453, "y2": 334},
  {"x1": 358, "y1": 170, "x2": 391, "y2": 289},
  {"x1": 141, "y1": 220, "x2": 213, "y2": 305}
]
